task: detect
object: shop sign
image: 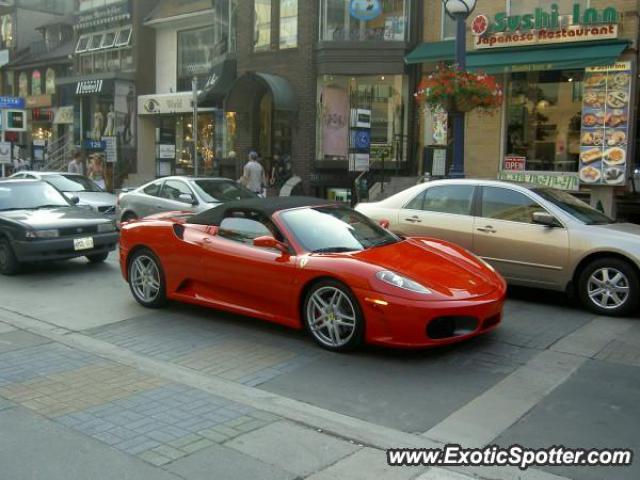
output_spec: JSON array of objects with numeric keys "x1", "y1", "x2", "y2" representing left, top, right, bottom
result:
[
  {"x1": 472, "y1": 4, "x2": 619, "y2": 49},
  {"x1": 76, "y1": 80, "x2": 104, "y2": 95},
  {"x1": 158, "y1": 144, "x2": 176, "y2": 159},
  {"x1": 498, "y1": 171, "x2": 580, "y2": 191},
  {"x1": 502, "y1": 155, "x2": 526, "y2": 171},
  {"x1": 138, "y1": 93, "x2": 194, "y2": 115},
  {"x1": 0, "y1": 96, "x2": 24, "y2": 109},
  {"x1": 349, "y1": 153, "x2": 370, "y2": 172},
  {"x1": 578, "y1": 62, "x2": 631, "y2": 186},
  {"x1": 77, "y1": 2, "x2": 130, "y2": 26},
  {"x1": 103, "y1": 136, "x2": 117, "y2": 163},
  {"x1": 33, "y1": 139, "x2": 46, "y2": 147},
  {"x1": 26, "y1": 95, "x2": 52, "y2": 108},
  {"x1": 349, "y1": 0, "x2": 382, "y2": 21},
  {"x1": 83, "y1": 139, "x2": 106, "y2": 151}
]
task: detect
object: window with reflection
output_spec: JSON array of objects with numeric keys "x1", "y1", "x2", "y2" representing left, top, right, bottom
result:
[
  {"x1": 279, "y1": 0, "x2": 297, "y2": 48},
  {"x1": 31, "y1": 70, "x2": 42, "y2": 95},
  {"x1": 320, "y1": 0, "x2": 408, "y2": 42},
  {"x1": 506, "y1": 70, "x2": 583, "y2": 172},
  {"x1": 254, "y1": 0, "x2": 272, "y2": 50},
  {"x1": 177, "y1": 26, "x2": 215, "y2": 90}
]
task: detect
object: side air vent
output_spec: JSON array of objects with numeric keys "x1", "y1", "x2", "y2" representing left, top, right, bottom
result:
[{"x1": 173, "y1": 223, "x2": 185, "y2": 239}]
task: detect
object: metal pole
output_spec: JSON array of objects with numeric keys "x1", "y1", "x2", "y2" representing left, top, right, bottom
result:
[
  {"x1": 1, "y1": 126, "x2": 5, "y2": 178},
  {"x1": 192, "y1": 77, "x2": 199, "y2": 177},
  {"x1": 449, "y1": 13, "x2": 467, "y2": 178}
]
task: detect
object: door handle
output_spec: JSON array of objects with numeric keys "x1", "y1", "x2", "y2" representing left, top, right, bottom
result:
[
  {"x1": 404, "y1": 216, "x2": 422, "y2": 223},
  {"x1": 476, "y1": 226, "x2": 496, "y2": 234}
]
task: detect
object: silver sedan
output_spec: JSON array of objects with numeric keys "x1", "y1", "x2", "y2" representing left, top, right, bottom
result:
[
  {"x1": 356, "y1": 179, "x2": 640, "y2": 316},
  {"x1": 116, "y1": 176, "x2": 258, "y2": 223}
]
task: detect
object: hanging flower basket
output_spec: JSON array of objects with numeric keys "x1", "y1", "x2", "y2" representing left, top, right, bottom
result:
[{"x1": 416, "y1": 64, "x2": 503, "y2": 114}]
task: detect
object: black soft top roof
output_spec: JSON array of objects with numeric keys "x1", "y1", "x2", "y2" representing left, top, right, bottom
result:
[{"x1": 189, "y1": 196, "x2": 337, "y2": 225}]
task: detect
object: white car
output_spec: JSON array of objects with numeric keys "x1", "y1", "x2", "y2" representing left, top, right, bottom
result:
[
  {"x1": 116, "y1": 176, "x2": 258, "y2": 223},
  {"x1": 10, "y1": 171, "x2": 116, "y2": 218}
]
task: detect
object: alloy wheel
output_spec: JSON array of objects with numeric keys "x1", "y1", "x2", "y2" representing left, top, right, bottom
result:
[
  {"x1": 587, "y1": 267, "x2": 630, "y2": 310},
  {"x1": 306, "y1": 286, "x2": 357, "y2": 348},
  {"x1": 130, "y1": 255, "x2": 161, "y2": 303}
]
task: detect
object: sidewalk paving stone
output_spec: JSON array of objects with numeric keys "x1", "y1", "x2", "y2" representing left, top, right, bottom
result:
[
  {"x1": 307, "y1": 447, "x2": 425, "y2": 480},
  {"x1": 166, "y1": 443, "x2": 299, "y2": 480},
  {"x1": 226, "y1": 420, "x2": 360, "y2": 477}
]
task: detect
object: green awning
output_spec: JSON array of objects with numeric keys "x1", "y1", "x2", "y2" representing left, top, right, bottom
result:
[{"x1": 405, "y1": 40, "x2": 630, "y2": 73}]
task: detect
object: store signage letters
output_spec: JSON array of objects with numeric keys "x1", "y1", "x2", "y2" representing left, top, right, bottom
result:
[
  {"x1": 76, "y1": 80, "x2": 103, "y2": 95},
  {"x1": 138, "y1": 93, "x2": 194, "y2": 115},
  {"x1": 473, "y1": 3, "x2": 619, "y2": 49},
  {"x1": 498, "y1": 171, "x2": 580, "y2": 191}
]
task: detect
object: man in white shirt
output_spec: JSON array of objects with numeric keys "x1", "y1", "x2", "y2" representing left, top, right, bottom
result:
[
  {"x1": 241, "y1": 151, "x2": 267, "y2": 196},
  {"x1": 68, "y1": 152, "x2": 84, "y2": 175}
]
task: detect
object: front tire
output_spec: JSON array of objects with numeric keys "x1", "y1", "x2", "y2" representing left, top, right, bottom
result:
[
  {"x1": 303, "y1": 280, "x2": 364, "y2": 352},
  {"x1": 86, "y1": 252, "x2": 109, "y2": 264},
  {"x1": 0, "y1": 238, "x2": 20, "y2": 276},
  {"x1": 127, "y1": 248, "x2": 167, "y2": 308},
  {"x1": 578, "y1": 257, "x2": 639, "y2": 316}
]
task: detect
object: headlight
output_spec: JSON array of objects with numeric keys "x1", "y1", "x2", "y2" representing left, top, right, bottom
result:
[
  {"x1": 97, "y1": 222, "x2": 116, "y2": 233},
  {"x1": 30, "y1": 229, "x2": 60, "y2": 238},
  {"x1": 376, "y1": 270, "x2": 431, "y2": 294}
]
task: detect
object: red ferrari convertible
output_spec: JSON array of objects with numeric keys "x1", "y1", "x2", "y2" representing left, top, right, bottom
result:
[{"x1": 119, "y1": 197, "x2": 506, "y2": 351}]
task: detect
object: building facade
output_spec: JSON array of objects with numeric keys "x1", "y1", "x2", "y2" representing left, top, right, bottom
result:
[
  {"x1": 136, "y1": 0, "x2": 422, "y2": 199},
  {"x1": 409, "y1": 0, "x2": 639, "y2": 212}
]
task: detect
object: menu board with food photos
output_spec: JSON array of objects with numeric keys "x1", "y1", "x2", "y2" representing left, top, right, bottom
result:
[{"x1": 579, "y1": 62, "x2": 631, "y2": 186}]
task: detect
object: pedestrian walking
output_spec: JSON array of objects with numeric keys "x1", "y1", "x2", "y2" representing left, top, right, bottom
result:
[
  {"x1": 240, "y1": 151, "x2": 267, "y2": 197},
  {"x1": 68, "y1": 152, "x2": 84, "y2": 175},
  {"x1": 88, "y1": 155, "x2": 106, "y2": 190}
]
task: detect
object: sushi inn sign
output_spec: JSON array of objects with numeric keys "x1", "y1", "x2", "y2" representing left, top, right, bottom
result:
[{"x1": 472, "y1": 3, "x2": 620, "y2": 49}]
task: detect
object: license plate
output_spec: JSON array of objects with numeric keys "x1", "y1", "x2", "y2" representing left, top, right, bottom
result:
[{"x1": 73, "y1": 237, "x2": 94, "y2": 251}]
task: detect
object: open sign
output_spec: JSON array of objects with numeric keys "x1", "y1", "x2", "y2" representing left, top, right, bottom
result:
[{"x1": 503, "y1": 156, "x2": 526, "y2": 171}]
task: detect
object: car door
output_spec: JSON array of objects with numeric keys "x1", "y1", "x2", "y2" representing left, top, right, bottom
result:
[
  {"x1": 131, "y1": 180, "x2": 165, "y2": 217},
  {"x1": 197, "y1": 214, "x2": 298, "y2": 323},
  {"x1": 157, "y1": 179, "x2": 198, "y2": 213},
  {"x1": 473, "y1": 186, "x2": 569, "y2": 288},
  {"x1": 395, "y1": 184, "x2": 476, "y2": 250}
]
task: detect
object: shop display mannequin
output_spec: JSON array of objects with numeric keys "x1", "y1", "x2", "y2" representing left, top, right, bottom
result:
[
  {"x1": 103, "y1": 105, "x2": 115, "y2": 137},
  {"x1": 92, "y1": 110, "x2": 104, "y2": 140}
]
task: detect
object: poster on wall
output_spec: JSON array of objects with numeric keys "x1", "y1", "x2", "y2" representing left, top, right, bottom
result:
[
  {"x1": 321, "y1": 87, "x2": 349, "y2": 160},
  {"x1": 579, "y1": 62, "x2": 631, "y2": 186}
]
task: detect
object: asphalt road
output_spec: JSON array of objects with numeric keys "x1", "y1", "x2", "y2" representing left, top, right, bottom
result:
[{"x1": 1, "y1": 252, "x2": 638, "y2": 480}]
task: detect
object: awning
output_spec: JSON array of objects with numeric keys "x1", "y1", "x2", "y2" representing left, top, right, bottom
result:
[
  {"x1": 225, "y1": 72, "x2": 297, "y2": 112},
  {"x1": 197, "y1": 59, "x2": 236, "y2": 108},
  {"x1": 405, "y1": 40, "x2": 630, "y2": 73}
]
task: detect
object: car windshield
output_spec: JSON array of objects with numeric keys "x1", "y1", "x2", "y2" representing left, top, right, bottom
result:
[
  {"x1": 192, "y1": 179, "x2": 257, "y2": 203},
  {"x1": 45, "y1": 174, "x2": 103, "y2": 193},
  {"x1": 280, "y1": 206, "x2": 400, "y2": 253},
  {"x1": 533, "y1": 188, "x2": 614, "y2": 225},
  {"x1": 0, "y1": 182, "x2": 71, "y2": 211}
]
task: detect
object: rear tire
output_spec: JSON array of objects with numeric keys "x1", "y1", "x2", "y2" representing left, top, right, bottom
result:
[
  {"x1": 86, "y1": 252, "x2": 109, "y2": 264},
  {"x1": 127, "y1": 248, "x2": 167, "y2": 308},
  {"x1": 578, "y1": 257, "x2": 639, "y2": 316},
  {"x1": 303, "y1": 279, "x2": 364, "y2": 352},
  {"x1": 0, "y1": 238, "x2": 20, "y2": 276}
]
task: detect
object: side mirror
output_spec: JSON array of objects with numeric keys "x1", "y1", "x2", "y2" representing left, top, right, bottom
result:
[
  {"x1": 379, "y1": 219, "x2": 390, "y2": 229},
  {"x1": 532, "y1": 211, "x2": 559, "y2": 227},
  {"x1": 253, "y1": 235, "x2": 289, "y2": 254},
  {"x1": 69, "y1": 195, "x2": 80, "y2": 205},
  {"x1": 178, "y1": 193, "x2": 196, "y2": 205}
]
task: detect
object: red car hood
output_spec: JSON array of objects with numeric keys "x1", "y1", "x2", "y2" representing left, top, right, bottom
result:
[{"x1": 351, "y1": 238, "x2": 502, "y2": 300}]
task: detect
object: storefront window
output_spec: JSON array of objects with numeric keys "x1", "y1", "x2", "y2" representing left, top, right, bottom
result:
[
  {"x1": 280, "y1": 0, "x2": 297, "y2": 49},
  {"x1": 177, "y1": 26, "x2": 215, "y2": 90},
  {"x1": 254, "y1": 0, "x2": 272, "y2": 51},
  {"x1": 18, "y1": 72, "x2": 28, "y2": 97},
  {"x1": 45, "y1": 68, "x2": 56, "y2": 95},
  {"x1": 174, "y1": 113, "x2": 218, "y2": 175},
  {"x1": 320, "y1": 0, "x2": 408, "y2": 42},
  {"x1": 31, "y1": 70, "x2": 42, "y2": 95},
  {"x1": 506, "y1": 70, "x2": 583, "y2": 172},
  {"x1": 316, "y1": 74, "x2": 408, "y2": 164}
]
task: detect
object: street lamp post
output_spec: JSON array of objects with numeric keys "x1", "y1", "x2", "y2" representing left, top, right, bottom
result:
[
  {"x1": 192, "y1": 76, "x2": 199, "y2": 177},
  {"x1": 443, "y1": 0, "x2": 476, "y2": 178}
]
